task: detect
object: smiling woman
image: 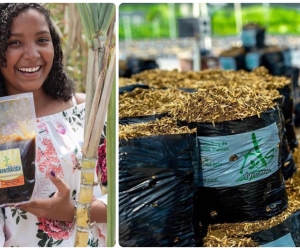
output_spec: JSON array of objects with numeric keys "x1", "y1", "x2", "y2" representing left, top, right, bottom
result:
[
  {"x1": 1, "y1": 9, "x2": 54, "y2": 105},
  {"x1": 0, "y1": 3, "x2": 107, "y2": 247}
]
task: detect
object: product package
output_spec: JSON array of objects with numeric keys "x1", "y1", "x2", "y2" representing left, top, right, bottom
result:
[{"x1": 0, "y1": 93, "x2": 36, "y2": 206}]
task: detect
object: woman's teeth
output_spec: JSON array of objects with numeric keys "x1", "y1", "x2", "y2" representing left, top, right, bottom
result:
[{"x1": 18, "y1": 66, "x2": 40, "y2": 73}]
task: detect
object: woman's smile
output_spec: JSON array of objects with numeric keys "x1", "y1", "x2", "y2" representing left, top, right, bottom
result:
[
  {"x1": 16, "y1": 66, "x2": 43, "y2": 78},
  {"x1": 0, "y1": 9, "x2": 54, "y2": 95},
  {"x1": 17, "y1": 66, "x2": 41, "y2": 73}
]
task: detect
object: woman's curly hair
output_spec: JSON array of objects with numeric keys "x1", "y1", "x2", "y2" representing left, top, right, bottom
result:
[{"x1": 0, "y1": 3, "x2": 74, "y2": 101}]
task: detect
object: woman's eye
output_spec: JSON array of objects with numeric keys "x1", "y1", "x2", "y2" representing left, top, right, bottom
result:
[
  {"x1": 38, "y1": 38, "x2": 50, "y2": 43},
  {"x1": 7, "y1": 41, "x2": 21, "y2": 46}
]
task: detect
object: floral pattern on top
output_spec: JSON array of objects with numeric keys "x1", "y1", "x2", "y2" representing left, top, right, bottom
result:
[
  {"x1": 97, "y1": 139, "x2": 107, "y2": 186},
  {"x1": 36, "y1": 125, "x2": 64, "y2": 179},
  {"x1": 36, "y1": 217, "x2": 73, "y2": 239}
]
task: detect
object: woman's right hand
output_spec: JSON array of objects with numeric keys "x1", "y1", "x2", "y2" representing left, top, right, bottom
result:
[{"x1": 17, "y1": 170, "x2": 75, "y2": 222}]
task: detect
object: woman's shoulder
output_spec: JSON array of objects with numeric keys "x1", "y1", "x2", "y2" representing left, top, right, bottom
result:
[
  {"x1": 75, "y1": 92, "x2": 86, "y2": 105},
  {"x1": 37, "y1": 94, "x2": 85, "y2": 122}
]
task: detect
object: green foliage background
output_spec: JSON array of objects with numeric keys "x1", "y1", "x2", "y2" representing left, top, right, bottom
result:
[
  {"x1": 119, "y1": 3, "x2": 181, "y2": 39},
  {"x1": 119, "y1": 3, "x2": 300, "y2": 40}
]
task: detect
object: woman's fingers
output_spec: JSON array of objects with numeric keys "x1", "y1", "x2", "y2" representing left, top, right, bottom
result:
[
  {"x1": 49, "y1": 170, "x2": 70, "y2": 197},
  {"x1": 15, "y1": 170, "x2": 74, "y2": 221}
]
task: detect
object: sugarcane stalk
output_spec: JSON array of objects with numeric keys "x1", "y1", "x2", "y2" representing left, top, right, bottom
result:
[
  {"x1": 84, "y1": 49, "x2": 97, "y2": 132},
  {"x1": 87, "y1": 48, "x2": 115, "y2": 156},
  {"x1": 75, "y1": 3, "x2": 115, "y2": 247},
  {"x1": 74, "y1": 158, "x2": 95, "y2": 246},
  {"x1": 106, "y1": 67, "x2": 116, "y2": 247},
  {"x1": 76, "y1": 4, "x2": 98, "y2": 131},
  {"x1": 81, "y1": 47, "x2": 110, "y2": 156}
]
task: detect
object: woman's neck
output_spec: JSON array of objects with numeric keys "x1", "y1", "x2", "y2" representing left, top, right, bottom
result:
[
  {"x1": 33, "y1": 90, "x2": 73, "y2": 118},
  {"x1": 33, "y1": 90, "x2": 55, "y2": 117}
]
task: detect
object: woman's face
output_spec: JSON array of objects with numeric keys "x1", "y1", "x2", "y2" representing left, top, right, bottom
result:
[{"x1": 0, "y1": 9, "x2": 54, "y2": 95}]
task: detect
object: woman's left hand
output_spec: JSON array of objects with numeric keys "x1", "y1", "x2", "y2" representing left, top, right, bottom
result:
[{"x1": 18, "y1": 170, "x2": 75, "y2": 222}]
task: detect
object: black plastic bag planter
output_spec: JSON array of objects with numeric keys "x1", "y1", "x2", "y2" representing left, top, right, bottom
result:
[
  {"x1": 119, "y1": 133, "x2": 198, "y2": 247},
  {"x1": 191, "y1": 108, "x2": 288, "y2": 225}
]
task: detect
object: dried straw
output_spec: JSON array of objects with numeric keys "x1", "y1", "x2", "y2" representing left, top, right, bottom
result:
[{"x1": 119, "y1": 117, "x2": 196, "y2": 140}]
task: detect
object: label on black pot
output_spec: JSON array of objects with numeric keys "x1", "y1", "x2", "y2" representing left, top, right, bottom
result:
[
  {"x1": 197, "y1": 122, "x2": 280, "y2": 187},
  {"x1": 245, "y1": 52, "x2": 260, "y2": 70},
  {"x1": 283, "y1": 49, "x2": 292, "y2": 67},
  {"x1": 241, "y1": 29, "x2": 257, "y2": 47},
  {"x1": 219, "y1": 57, "x2": 237, "y2": 70}
]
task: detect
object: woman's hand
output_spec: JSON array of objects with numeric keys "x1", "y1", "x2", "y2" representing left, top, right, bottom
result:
[{"x1": 18, "y1": 170, "x2": 75, "y2": 222}]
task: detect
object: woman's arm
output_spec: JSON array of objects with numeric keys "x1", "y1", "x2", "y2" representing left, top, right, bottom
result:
[
  {"x1": 90, "y1": 199, "x2": 107, "y2": 223},
  {"x1": 75, "y1": 92, "x2": 86, "y2": 104}
]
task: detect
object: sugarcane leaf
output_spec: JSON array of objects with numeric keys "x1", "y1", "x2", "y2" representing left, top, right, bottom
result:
[
  {"x1": 76, "y1": 4, "x2": 91, "y2": 42},
  {"x1": 89, "y1": 3, "x2": 99, "y2": 31},
  {"x1": 99, "y1": 4, "x2": 115, "y2": 36},
  {"x1": 76, "y1": 4, "x2": 94, "y2": 43},
  {"x1": 97, "y1": 3, "x2": 103, "y2": 23},
  {"x1": 97, "y1": 3, "x2": 108, "y2": 30}
]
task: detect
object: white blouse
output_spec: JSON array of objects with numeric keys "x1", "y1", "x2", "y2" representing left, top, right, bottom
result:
[{"x1": 0, "y1": 102, "x2": 107, "y2": 247}]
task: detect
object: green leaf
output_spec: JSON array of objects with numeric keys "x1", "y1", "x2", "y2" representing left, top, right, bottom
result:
[
  {"x1": 76, "y1": 4, "x2": 93, "y2": 43},
  {"x1": 89, "y1": 3, "x2": 99, "y2": 31},
  {"x1": 36, "y1": 231, "x2": 45, "y2": 240},
  {"x1": 100, "y1": 4, "x2": 115, "y2": 35},
  {"x1": 16, "y1": 216, "x2": 20, "y2": 225},
  {"x1": 20, "y1": 214, "x2": 27, "y2": 219},
  {"x1": 54, "y1": 239, "x2": 63, "y2": 246},
  {"x1": 46, "y1": 238, "x2": 53, "y2": 247},
  {"x1": 98, "y1": 3, "x2": 108, "y2": 31},
  {"x1": 38, "y1": 239, "x2": 46, "y2": 247},
  {"x1": 11, "y1": 209, "x2": 16, "y2": 217},
  {"x1": 72, "y1": 189, "x2": 77, "y2": 199},
  {"x1": 97, "y1": 3, "x2": 103, "y2": 23}
]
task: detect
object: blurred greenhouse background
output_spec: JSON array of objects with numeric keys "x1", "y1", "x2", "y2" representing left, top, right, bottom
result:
[
  {"x1": 119, "y1": 3, "x2": 300, "y2": 74},
  {"x1": 119, "y1": 3, "x2": 300, "y2": 39}
]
